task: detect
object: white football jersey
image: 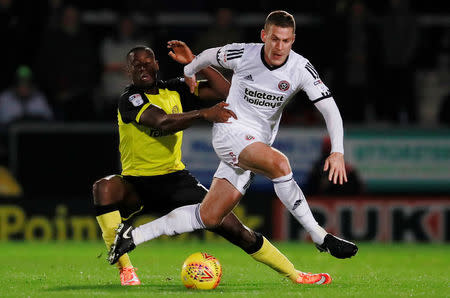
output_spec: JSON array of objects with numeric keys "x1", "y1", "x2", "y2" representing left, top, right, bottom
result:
[{"x1": 214, "y1": 43, "x2": 332, "y2": 144}]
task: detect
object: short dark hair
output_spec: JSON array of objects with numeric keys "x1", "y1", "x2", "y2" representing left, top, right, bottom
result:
[
  {"x1": 126, "y1": 46, "x2": 154, "y2": 62},
  {"x1": 264, "y1": 10, "x2": 296, "y2": 33}
]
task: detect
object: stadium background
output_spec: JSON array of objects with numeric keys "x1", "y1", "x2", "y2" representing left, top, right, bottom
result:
[{"x1": 0, "y1": 1, "x2": 449, "y2": 244}]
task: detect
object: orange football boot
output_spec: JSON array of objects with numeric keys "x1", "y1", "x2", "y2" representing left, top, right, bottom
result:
[
  {"x1": 120, "y1": 266, "x2": 141, "y2": 286},
  {"x1": 295, "y1": 271, "x2": 332, "y2": 285}
]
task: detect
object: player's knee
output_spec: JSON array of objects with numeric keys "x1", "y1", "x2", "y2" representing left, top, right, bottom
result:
[
  {"x1": 200, "y1": 211, "x2": 224, "y2": 229},
  {"x1": 93, "y1": 177, "x2": 122, "y2": 205},
  {"x1": 270, "y1": 154, "x2": 291, "y2": 177},
  {"x1": 93, "y1": 179, "x2": 107, "y2": 204}
]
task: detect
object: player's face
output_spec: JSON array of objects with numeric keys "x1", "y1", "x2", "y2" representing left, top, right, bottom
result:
[
  {"x1": 128, "y1": 49, "x2": 159, "y2": 88},
  {"x1": 261, "y1": 25, "x2": 295, "y2": 67}
]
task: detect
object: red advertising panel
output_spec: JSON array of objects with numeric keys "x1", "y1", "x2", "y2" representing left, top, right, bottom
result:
[{"x1": 272, "y1": 196, "x2": 450, "y2": 242}]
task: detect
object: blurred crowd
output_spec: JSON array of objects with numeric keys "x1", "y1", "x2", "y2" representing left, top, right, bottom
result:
[
  {"x1": 0, "y1": 0, "x2": 449, "y2": 198},
  {"x1": 0, "y1": 0, "x2": 449, "y2": 127}
]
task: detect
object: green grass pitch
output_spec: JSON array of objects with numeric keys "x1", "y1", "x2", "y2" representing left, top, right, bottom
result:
[{"x1": 0, "y1": 240, "x2": 448, "y2": 297}]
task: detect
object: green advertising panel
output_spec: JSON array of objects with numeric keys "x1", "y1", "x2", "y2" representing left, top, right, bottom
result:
[{"x1": 346, "y1": 129, "x2": 450, "y2": 192}]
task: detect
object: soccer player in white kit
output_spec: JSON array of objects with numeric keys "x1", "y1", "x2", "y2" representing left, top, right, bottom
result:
[{"x1": 109, "y1": 10, "x2": 358, "y2": 283}]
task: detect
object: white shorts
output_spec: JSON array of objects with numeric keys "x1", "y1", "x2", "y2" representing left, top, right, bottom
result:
[
  {"x1": 212, "y1": 123, "x2": 263, "y2": 194},
  {"x1": 212, "y1": 123, "x2": 265, "y2": 167},
  {"x1": 213, "y1": 161, "x2": 254, "y2": 195}
]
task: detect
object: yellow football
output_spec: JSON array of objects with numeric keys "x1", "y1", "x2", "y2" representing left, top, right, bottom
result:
[{"x1": 181, "y1": 252, "x2": 222, "y2": 290}]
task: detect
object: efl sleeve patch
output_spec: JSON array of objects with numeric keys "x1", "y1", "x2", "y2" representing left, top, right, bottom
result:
[
  {"x1": 128, "y1": 94, "x2": 144, "y2": 107},
  {"x1": 300, "y1": 60, "x2": 332, "y2": 101},
  {"x1": 313, "y1": 79, "x2": 329, "y2": 93},
  {"x1": 216, "y1": 43, "x2": 245, "y2": 70}
]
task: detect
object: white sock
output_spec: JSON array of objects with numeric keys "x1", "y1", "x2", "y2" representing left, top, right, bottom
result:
[
  {"x1": 273, "y1": 173, "x2": 327, "y2": 244},
  {"x1": 131, "y1": 203, "x2": 205, "y2": 245}
]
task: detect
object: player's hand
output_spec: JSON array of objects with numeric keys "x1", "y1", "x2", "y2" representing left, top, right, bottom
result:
[
  {"x1": 184, "y1": 74, "x2": 197, "y2": 93},
  {"x1": 167, "y1": 40, "x2": 195, "y2": 64},
  {"x1": 323, "y1": 152, "x2": 348, "y2": 185},
  {"x1": 200, "y1": 102, "x2": 237, "y2": 123}
]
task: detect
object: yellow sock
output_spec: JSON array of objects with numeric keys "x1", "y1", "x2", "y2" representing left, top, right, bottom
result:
[
  {"x1": 96, "y1": 210, "x2": 132, "y2": 269},
  {"x1": 250, "y1": 237, "x2": 298, "y2": 282}
]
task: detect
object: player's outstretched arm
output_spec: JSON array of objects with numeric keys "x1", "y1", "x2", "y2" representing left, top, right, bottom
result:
[
  {"x1": 139, "y1": 102, "x2": 237, "y2": 133},
  {"x1": 167, "y1": 40, "x2": 230, "y2": 99},
  {"x1": 314, "y1": 97, "x2": 347, "y2": 185},
  {"x1": 183, "y1": 47, "x2": 223, "y2": 93}
]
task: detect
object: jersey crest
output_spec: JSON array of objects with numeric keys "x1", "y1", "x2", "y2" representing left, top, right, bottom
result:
[{"x1": 278, "y1": 80, "x2": 290, "y2": 91}]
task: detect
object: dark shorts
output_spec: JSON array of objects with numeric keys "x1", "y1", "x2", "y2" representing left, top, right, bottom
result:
[{"x1": 120, "y1": 169, "x2": 208, "y2": 218}]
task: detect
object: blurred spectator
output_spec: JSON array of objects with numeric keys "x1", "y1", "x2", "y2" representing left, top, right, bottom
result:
[
  {"x1": 440, "y1": 94, "x2": 450, "y2": 125},
  {"x1": 34, "y1": 4, "x2": 100, "y2": 121},
  {"x1": 193, "y1": 8, "x2": 244, "y2": 52},
  {"x1": 0, "y1": 0, "x2": 18, "y2": 91},
  {"x1": 377, "y1": 0, "x2": 419, "y2": 124},
  {"x1": 0, "y1": 0, "x2": 14, "y2": 34},
  {"x1": 193, "y1": 8, "x2": 244, "y2": 80},
  {"x1": 1, "y1": 1, "x2": 55, "y2": 91},
  {"x1": 306, "y1": 136, "x2": 365, "y2": 196},
  {"x1": 326, "y1": 0, "x2": 379, "y2": 124},
  {"x1": 96, "y1": 15, "x2": 148, "y2": 120},
  {"x1": 417, "y1": 27, "x2": 450, "y2": 126},
  {"x1": 437, "y1": 28, "x2": 450, "y2": 125},
  {"x1": 46, "y1": 0, "x2": 64, "y2": 29},
  {"x1": 0, "y1": 65, "x2": 53, "y2": 125}
]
